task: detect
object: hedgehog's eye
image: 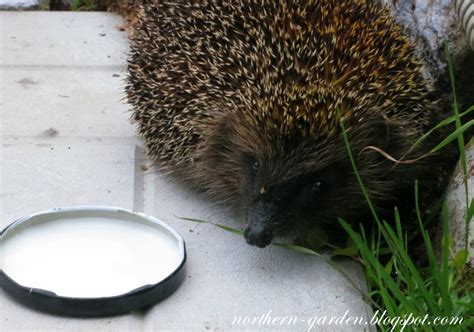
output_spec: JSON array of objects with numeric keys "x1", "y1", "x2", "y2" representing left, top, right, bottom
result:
[
  {"x1": 252, "y1": 160, "x2": 260, "y2": 173},
  {"x1": 242, "y1": 154, "x2": 259, "y2": 176},
  {"x1": 312, "y1": 180, "x2": 322, "y2": 194}
]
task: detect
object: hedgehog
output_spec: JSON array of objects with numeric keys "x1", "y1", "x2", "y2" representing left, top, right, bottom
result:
[{"x1": 126, "y1": 0, "x2": 435, "y2": 248}]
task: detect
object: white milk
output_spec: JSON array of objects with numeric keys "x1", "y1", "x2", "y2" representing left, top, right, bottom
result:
[{"x1": 0, "y1": 215, "x2": 183, "y2": 298}]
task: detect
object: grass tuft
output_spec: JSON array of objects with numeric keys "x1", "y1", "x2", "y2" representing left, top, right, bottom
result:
[{"x1": 335, "y1": 42, "x2": 473, "y2": 331}]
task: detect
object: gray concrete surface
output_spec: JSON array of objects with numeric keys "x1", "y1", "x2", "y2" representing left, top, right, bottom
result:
[{"x1": 0, "y1": 12, "x2": 373, "y2": 331}]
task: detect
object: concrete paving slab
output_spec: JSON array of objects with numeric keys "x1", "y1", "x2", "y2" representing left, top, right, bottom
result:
[
  {"x1": 0, "y1": 12, "x2": 127, "y2": 67},
  {"x1": 0, "y1": 142, "x2": 141, "y2": 226},
  {"x1": 0, "y1": 142, "x2": 146, "y2": 331},
  {"x1": 139, "y1": 172, "x2": 373, "y2": 331},
  {"x1": 1, "y1": 291, "x2": 145, "y2": 332},
  {"x1": 1, "y1": 68, "x2": 133, "y2": 137}
]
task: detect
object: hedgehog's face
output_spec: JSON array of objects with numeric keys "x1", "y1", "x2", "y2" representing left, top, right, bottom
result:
[
  {"x1": 205, "y1": 114, "x2": 372, "y2": 248},
  {"x1": 240, "y1": 156, "x2": 351, "y2": 248}
]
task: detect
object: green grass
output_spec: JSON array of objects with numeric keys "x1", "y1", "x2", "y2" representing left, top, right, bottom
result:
[
  {"x1": 70, "y1": 0, "x2": 97, "y2": 11},
  {"x1": 335, "y1": 42, "x2": 473, "y2": 331},
  {"x1": 338, "y1": 127, "x2": 473, "y2": 331},
  {"x1": 180, "y1": 43, "x2": 473, "y2": 331}
]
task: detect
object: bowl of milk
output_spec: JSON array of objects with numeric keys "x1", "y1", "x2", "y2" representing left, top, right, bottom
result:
[{"x1": 0, "y1": 206, "x2": 186, "y2": 316}]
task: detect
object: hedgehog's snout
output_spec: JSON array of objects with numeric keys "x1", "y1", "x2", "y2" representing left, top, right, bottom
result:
[
  {"x1": 244, "y1": 200, "x2": 275, "y2": 248},
  {"x1": 244, "y1": 223, "x2": 273, "y2": 248}
]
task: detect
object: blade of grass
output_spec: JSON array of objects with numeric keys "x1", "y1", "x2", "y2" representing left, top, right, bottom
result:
[
  {"x1": 382, "y1": 216, "x2": 436, "y2": 313},
  {"x1": 179, "y1": 215, "x2": 387, "y2": 310},
  {"x1": 70, "y1": 0, "x2": 80, "y2": 10},
  {"x1": 339, "y1": 219, "x2": 418, "y2": 313},
  {"x1": 178, "y1": 216, "x2": 244, "y2": 235},
  {"x1": 338, "y1": 108, "x2": 381, "y2": 226},
  {"x1": 445, "y1": 41, "x2": 470, "y2": 252},
  {"x1": 440, "y1": 201, "x2": 454, "y2": 315},
  {"x1": 415, "y1": 181, "x2": 438, "y2": 269},
  {"x1": 429, "y1": 119, "x2": 474, "y2": 153},
  {"x1": 179, "y1": 216, "x2": 381, "y2": 309},
  {"x1": 273, "y1": 242, "x2": 382, "y2": 310},
  {"x1": 405, "y1": 106, "x2": 474, "y2": 156},
  {"x1": 445, "y1": 41, "x2": 467, "y2": 174}
]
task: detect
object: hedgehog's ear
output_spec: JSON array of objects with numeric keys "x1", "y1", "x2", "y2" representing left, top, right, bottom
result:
[
  {"x1": 215, "y1": 115, "x2": 235, "y2": 141},
  {"x1": 372, "y1": 118, "x2": 391, "y2": 150},
  {"x1": 208, "y1": 114, "x2": 236, "y2": 149}
]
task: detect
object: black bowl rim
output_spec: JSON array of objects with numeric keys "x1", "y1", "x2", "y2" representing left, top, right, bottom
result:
[{"x1": 0, "y1": 206, "x2": 187, "y2": 317}]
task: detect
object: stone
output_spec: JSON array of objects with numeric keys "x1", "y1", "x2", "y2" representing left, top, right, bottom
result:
[
  {"x1": 385, "y1": 0, "x2": 472, "y2": 85},
  {"x1": 0, "y1": 0, "x2": 39, "y2": 10},
  {"x1": 445, "y1": 140, "x2": 474, "y2": 266}
]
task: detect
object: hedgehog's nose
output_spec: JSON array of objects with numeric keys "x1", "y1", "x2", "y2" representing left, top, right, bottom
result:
[
  {"x1": 244, "y1": 200, "x2": 275, "y2": 248},
  {"x1": 244, "y1": 227, "x2": 272, "y2": 248},
  {"x1": 244, "y1": 225, "x2": 273, "y2": 248}
]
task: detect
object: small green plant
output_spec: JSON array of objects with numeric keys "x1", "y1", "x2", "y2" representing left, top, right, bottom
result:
[{"x1": 70, "y1": 0, "x2": 97, "y2": 11}]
